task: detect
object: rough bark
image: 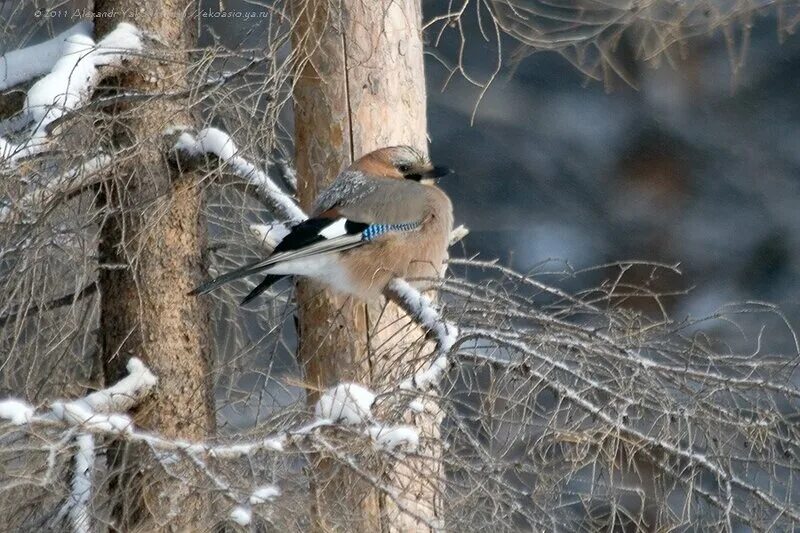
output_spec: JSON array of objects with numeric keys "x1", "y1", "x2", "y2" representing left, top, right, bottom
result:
[
  {"x1": 0, "y1": 85, "x2": 26, "y2": 122},
  {"x1": 94, "y1": 3, "x2": 215, "y2": 531},
  {"x1": 292, "y1": 0, "x2": 442, "y2": 530}
]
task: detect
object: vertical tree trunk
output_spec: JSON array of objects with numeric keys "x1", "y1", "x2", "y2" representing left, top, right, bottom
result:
[
  {"x1": 292, "y1": 0, "x2": 442, "y2": 530},
  {"x1": 94, "y1": 4, "x2": 215, "y2": 530}
]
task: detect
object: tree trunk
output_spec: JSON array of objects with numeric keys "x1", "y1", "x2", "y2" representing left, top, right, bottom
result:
[
  {"x1": 94, "y1": 4, "x2": 215, "y2": 531},
  {"x1": 292, "y1": 0, "x2": 442, "y2": 530}
]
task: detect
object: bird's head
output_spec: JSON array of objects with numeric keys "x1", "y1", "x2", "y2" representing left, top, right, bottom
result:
[{"x1": 354, "y1": 145, "x2": 452, "y2": 185}]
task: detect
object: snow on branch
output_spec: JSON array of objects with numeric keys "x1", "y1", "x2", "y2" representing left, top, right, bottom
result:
[
  {"x1": 0, "y1": 22, "x2": 93, "y2": 91},
  {"x1": 0, "y1": 359, "x2": 423, "y2": 528},
  {"x1": 314, "y1": 383, "x2": 376, "y2": 425},
  {"x1": 0, "y1": 357, "x2": 156, "y2": 432},
  {"x1": 1, "y1": 23, "x2": 142, "y2": 165},
  {"x1": 0, "y1": 358, "x2": 154, "y2": 531},
  {"x1": 366, "y1": 424, "x2": 420, "y2": 452},
  {"x1": 26, "y1": 23, "x2": 142, "y2": 131},
  {"x1": 250, "y1": 484, "x2": 281, "y2": 504},
  {"x1": 73, "y1": 357, "x2": 157, "y2": 414},
  {"x1": 173, "y1": 128, "x2": 306, "y2": 223},
  {"x1": 0, "y1": 360, "x2": 416, "y2": 460},
  {"x1": 66, "y1": 434, "x2": 94, "y2": 533},
  {"x1": 229, "y1": 484, "x2": 282, "y2": 525},
  {"x1": 385, "y1": 278, "x2": 459, "y2": 393},
  {"x1": 0, "y1": 398, "x2": 34, "y2": 425},
  {"x1": 449, "y1": 224, "x2": 469, "y2": 245}
]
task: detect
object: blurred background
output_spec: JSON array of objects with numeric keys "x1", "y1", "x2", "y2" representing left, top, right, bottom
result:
[{"x1": 423, "y1": 8, "x2": 800, "y2": 345}]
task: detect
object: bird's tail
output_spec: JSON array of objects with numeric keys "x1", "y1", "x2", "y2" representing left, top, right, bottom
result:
[
  {"x1": 240, "y1": 274, "x2": 286, "y2": 306},
  {"x1": 188, "y1": 257, "x2": 278, "y2": 297}
]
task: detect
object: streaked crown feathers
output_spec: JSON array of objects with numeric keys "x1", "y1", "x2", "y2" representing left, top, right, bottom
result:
[{"x1": 352, "y1": 145, "x2": 450, "y2": 184}]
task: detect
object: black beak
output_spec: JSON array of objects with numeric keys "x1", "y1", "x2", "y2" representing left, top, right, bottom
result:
[{"x1": 426, "y1": 165, "x2": 452, "y2": 179}]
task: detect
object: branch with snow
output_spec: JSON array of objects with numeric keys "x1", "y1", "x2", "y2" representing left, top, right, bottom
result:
[
  {"x1": 65, "y1": 434, "x2": 94, "y2": 533},
  {"x1": 314, "y1": 383, "x2": 376, "y2": 425},
  {"x1": 0, "y1": 23, "x2": 142, "y2": 165},
  {"x1": 366, "y1": 424, "x2": 420, "y2": 452},
  {"x1": 0, "y1": 358, "x2": 155, "y2": 531},
  {"x1": 173, "y1": 128, "x2": 306, "y2": 223},
  {"x1": 385, "y1": 278, "x2": 459, "y2": 396},
  {"x1": 0, "y1": 398, "x2": 34, "y2": 425},
  {"x1": 73, "y1": 357, "x2": 158, "y2": 414},
  {"x1": 0, "y1": 357, "x2": 155, "y2": 431},
  {"x1": 271, "y1": 157, "x2": 298, "y2": 194},
  {"x1": 0, "y1": 22, "x2": 94, "y2": 92},
  {"x1": 0, "y1": 362, "x2": 410, "y2": 465},
  {"x1": 0, "y1": 364, "x2": 420, "y2": 529}
]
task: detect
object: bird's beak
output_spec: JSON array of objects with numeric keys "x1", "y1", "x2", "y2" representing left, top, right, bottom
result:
[{"x1": 425, "y1": 165, "x2": 452, "y2": 180}]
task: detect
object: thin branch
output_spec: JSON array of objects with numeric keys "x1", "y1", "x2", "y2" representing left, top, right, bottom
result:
[{"x1": 0, "y1": 282, "x2": 97, "y2": 328}]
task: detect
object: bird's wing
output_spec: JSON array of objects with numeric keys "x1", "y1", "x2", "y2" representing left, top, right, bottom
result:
[
  {"x1": 190, "y1": 217, "x2": 371, "y2": 296},
  {"x1": 314, "y1": 175, "x2": 429, "y2": 224}
]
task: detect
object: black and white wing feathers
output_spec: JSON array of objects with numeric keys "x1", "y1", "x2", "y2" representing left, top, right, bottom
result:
[{"x1": 190, "y1": 217, "x2": 370, "y2": 298}]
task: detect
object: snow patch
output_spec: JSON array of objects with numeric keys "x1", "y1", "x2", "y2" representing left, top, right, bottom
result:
[
  {"x1": 0, "y1": 398, "x2": 34, "y2": 425},
  {"x1": 0, "y1": 22, "x2": 93, "y2": 91},
  {"x1": 250, "y1": 484, "x2": 281, "y2": 505},
  {"x1": 52, "y1": 400, "x2": 134, "y2": 434},
  {"x1": 368, "y1": 424, "x2": 419, "y2": 452},
  {"x1": 230, "y1": 505, "x2": 252, "y2": 526},
  {"x1": 25, "y1": 34, "x2": 97, "y2": 126},
  {"x1": 173, "y1": 132, "x2": 201, "y2": 155},
  {"x1": 387, "y1": 279, "x2": 458, "y2": 393},
  {"x1": 388, "y1": 278, "x2": 458, "y2": 353},
  {"x1": 79, "y1": 357, "x2": 157, "y2": 413},
  {"x1": 172, "y1": 129, "x2": 306, "y2": 223},
  {"x1": 315, "y1": 383, "x2": 375, "y2": 425},
  {"x1": 92, "y1": 23, "x2": 142, "y2": 66},
  {"x1": 208, "y1": 435, "x2": 285, "y2": 458},
  {"x1": 23, "y1": 23, "x2": 141, "y2": 139},
  {"x1": 69, "y1": 434, "x2": 94, "y2": 533},
  {"x1": 195, "y1": 127, "x2": 238, "y2": 160}
]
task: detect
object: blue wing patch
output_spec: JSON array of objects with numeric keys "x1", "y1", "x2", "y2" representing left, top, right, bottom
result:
[{"x1": 361, "y1": 221, "x2": 421, "y2": 242}]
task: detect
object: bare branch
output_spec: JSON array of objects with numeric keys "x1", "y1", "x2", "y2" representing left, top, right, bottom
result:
[{"x1": 0, "y1": 282, "x2": 97, "y2": 328}]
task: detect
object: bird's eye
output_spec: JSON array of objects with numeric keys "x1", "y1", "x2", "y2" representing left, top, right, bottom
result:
[{"x1": 397, "y1": 163, "x2": 411, "y2": 173}]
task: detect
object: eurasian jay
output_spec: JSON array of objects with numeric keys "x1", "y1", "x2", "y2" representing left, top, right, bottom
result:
[{"x1": 191, "y1": 145, "x2": 454, "y2": 304}]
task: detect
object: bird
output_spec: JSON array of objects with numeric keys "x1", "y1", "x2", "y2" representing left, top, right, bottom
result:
[{"x1": 191, "y1": 145, "x2": 454, "y2": 304}]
